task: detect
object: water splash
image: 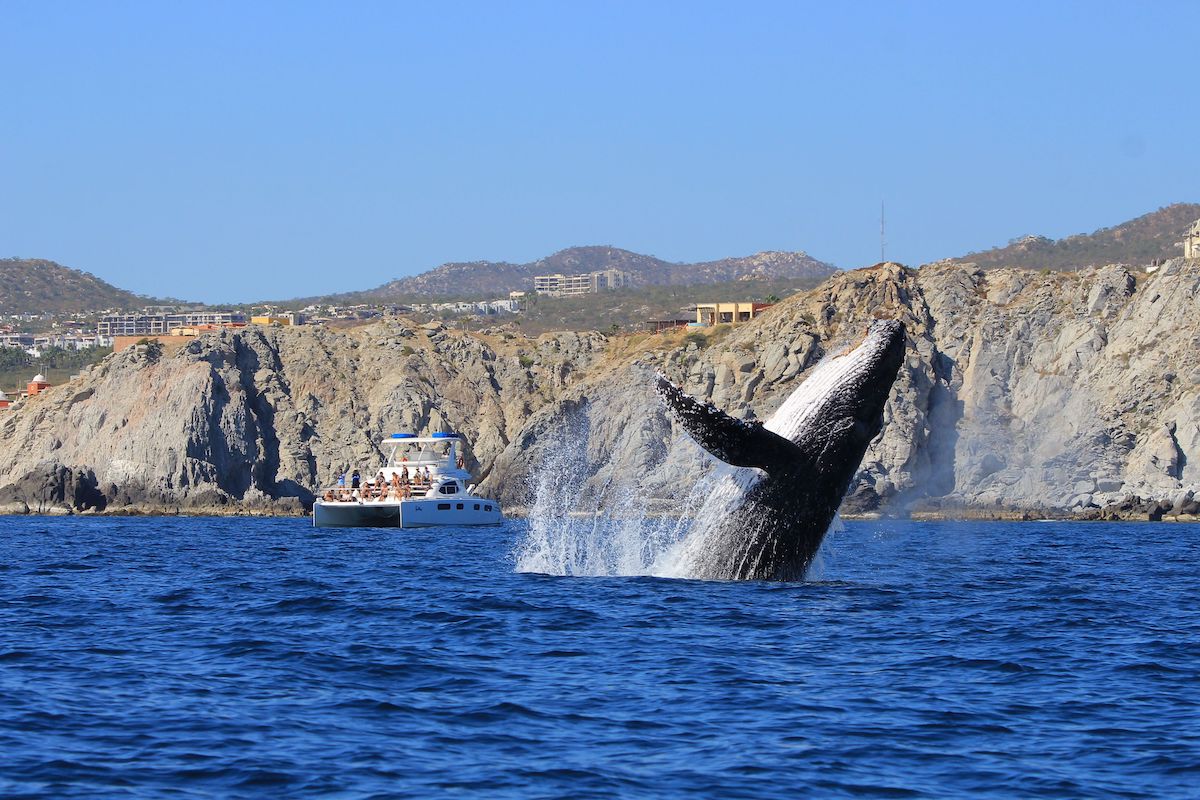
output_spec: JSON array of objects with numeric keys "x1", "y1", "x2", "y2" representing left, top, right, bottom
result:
[
  {"x1": 512, "y1": 405, "x2": 707, "y2": 577},
  {"x1": 515, "y1": 347, "x2": 869, "y2": 580},
  {"x1": 512, "y1": 404, "x2": 778, "y2": 579}
]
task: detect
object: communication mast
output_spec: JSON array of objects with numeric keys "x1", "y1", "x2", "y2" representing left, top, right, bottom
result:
[{"x1": 880, "y1": 201, "x2": 886, "y2": 264}]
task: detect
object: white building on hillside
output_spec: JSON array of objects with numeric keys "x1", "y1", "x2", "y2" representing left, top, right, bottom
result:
[
  {"x1": 533, "y1": 269, "x2": 633, "y2": 296},
  {"x1": 1183, "y1": 218, "x2": 1200, "y2": 259},
  {"x1": 97, "y1": 310, "x2": 246, "y2": 337}
]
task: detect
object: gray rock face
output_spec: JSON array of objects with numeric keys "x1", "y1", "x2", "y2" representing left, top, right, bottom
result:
[
  {"x1": 0, "y1": 322, "x2": 606, "y2": 514},
  {"x1": 2, "y1": 258, "x2": 1199, "y2": 519},
  {"x1": 481, "y1": 259, "x2": 1200, "y2": 519}
]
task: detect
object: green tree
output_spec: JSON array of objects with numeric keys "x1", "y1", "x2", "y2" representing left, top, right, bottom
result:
[{"x1": 0, "y1": 347, "x2": 32, "y2": 372}]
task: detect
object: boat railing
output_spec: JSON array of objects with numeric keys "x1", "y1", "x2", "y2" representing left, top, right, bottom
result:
[
  {"x1": 316, "y1": 478, "x2": 438, "y2": 503},
  {"x1": 389, "y1": 457, "x2": 451, "y2": 467}
]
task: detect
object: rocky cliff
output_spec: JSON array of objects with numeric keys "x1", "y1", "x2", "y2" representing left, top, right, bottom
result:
[
  {"x1": 0, "y1": 321, "x2": 606, "y2": 515},
  {"x1": 3, "y1": 258, "x2": 1198, "y2": 519}
]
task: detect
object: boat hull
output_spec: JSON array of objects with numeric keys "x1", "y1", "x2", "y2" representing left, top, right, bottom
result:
[{"x1": 312, "y1": 498, "x2": 503, "y2": 528}]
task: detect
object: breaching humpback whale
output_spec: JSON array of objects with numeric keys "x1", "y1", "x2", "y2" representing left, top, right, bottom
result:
[{"x1": 656, "y1": 319, "x2": 906, "y2": 580}]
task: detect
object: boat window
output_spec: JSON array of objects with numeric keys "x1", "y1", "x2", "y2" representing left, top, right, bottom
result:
[
  {"x1": 456, "y1": 503, "x2": 464, "y2": 510},
  {"x1": 484, "y1": 505, "x2": 492, "y2": 512},
  {"x1": 473, "y1": 504, "x2": 480, "y2": 510},
  {"x1": 437, "y1": 503, "x2": 451, "y2": 510},
  {"x1": 438, "y1": 483, "x2": 458, "y2": 495}
]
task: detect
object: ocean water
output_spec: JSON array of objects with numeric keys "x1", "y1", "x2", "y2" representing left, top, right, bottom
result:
[{"x1": 1, "y1": 516, "x2": 1197, "y2": 799}]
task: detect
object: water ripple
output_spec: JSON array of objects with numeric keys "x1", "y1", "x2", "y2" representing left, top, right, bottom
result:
[{"x1": 0, "y1": 517, "x2": 1197, "y2": 798}]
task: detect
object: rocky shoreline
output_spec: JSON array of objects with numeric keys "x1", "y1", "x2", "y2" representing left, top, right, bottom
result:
[
  {"x1": 4, "y1": 504, "x2": 1195, "y2": 523},
  {"x1": 1, "y1": 258, "x2": 1197, "y2": 522}
]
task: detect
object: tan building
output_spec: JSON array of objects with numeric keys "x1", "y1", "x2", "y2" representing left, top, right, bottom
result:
[
  {"x1": 1184, "y1": 218, "x2": 1200, "y2": 259},
  {"x1": 694, "y1": 302, "x2": 774, "y2": 326},
  {"x1": 251, "y1": 313, "x2": 304, "y2": 326}
]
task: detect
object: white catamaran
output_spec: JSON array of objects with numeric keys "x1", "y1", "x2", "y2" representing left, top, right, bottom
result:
[{"x1": 312, "y1": 433, "x2": 503, "y2": 528}]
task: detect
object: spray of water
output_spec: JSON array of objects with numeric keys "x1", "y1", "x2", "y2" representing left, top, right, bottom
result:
[
  {"x1": 512, "y1": 403, "x2": 713, "y2": 576},
  {"x1": 514, "y1": 345, "x2": 867, "y2": 580}
]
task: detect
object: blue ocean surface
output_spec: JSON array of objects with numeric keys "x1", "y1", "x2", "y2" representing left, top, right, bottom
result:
[{"x1": 0, "y1": 516, "x2": 1197, "y2": 799}]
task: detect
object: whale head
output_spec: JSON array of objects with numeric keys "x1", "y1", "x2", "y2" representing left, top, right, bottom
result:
[{"x1": 772, "y1": 318, "x2": 907, "y2": 474}]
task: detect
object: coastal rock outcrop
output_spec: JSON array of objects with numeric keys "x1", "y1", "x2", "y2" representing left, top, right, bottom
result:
[
  {"x1": 2, "y1": 258, "x2": 1198, "y2": 520},
  {"x1": 0, "y1": 323, "x2": 606, "y2": 515},
  {"x1": 481, "y1": 258, "x2": 1200, "y2": 520}
]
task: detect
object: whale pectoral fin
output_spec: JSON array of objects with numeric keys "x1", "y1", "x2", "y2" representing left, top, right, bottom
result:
[{"x1": 656, "y1": 375, "x2": 804, "y2": 472}]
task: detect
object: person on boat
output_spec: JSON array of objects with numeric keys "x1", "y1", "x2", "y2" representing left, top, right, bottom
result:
[
  {"x1": 422, "y1": 466, "x2": 431, "y2": 482},
  {"x1": 390, "y1": 473, "x2": 402, "y2": 494},
  {"x1": 351, "y1": 470, "x2": 361, "y2": 490},
  {"x1": 323, "y1": 489, "x2": 335, "y2": 502},
  {"x1": 401, "y1": 465, "x2": 409, "y2": 482},
  {"x1": 456, "y1": 454, "x2": 465, "y2": 469},
  {"x1": 378, "y1": 482, "x2": 390, "y2": 501},
  {"x1": 337, "y1": 473, "x2": 346, "y2": 489},
  {"x1": 375, "y1": 471, "x2": 385, "y2": 487}
]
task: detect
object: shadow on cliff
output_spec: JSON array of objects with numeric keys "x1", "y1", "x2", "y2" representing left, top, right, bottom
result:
[
  {"x1": 846, "y1": 348, "x2": 964, "y2": 515},
  {"x1": 194, "y1": 334, "x2": 314, "y2": 509},
  {"x1": 0, "y1": 465, "x2": 108, "y2": 514},
  {"x1": 917, "y1": 350, "x2": 964, "y2": 501}
]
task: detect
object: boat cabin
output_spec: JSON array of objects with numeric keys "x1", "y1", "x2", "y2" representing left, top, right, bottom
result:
[{"x1": 379, "y1": 433, "x2": 468, "y2": 484}]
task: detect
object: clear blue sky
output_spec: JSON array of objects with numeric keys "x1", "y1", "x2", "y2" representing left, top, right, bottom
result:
[{"x1": 2, "y1": 1, "x2": 1197, "y2": 303}]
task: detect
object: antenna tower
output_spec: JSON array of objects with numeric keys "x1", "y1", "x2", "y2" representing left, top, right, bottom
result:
[{"x1": 880, "y1": 200, "x2": 886, "y2": 264}]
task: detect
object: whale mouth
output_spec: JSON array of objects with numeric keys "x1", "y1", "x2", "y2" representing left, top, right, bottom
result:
[
  {"x1": 865, "y1": 317, "x2": 905, "y2": 346},
  {"x1": 841, "y1": 317, "x2": 905, "y2": 359},
  {"x1": 855, "y1": 318, "x2": 907, "y2": 370}
]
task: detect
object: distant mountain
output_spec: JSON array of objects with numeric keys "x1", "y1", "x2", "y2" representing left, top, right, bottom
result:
[
  {"x1": 951, "y1": 203, "x2": 1200, "y2": 271},
  {"x1": 306, "y1": 246, "x2": 839, "y2": 303},
  {"x1": 0, "y1": 258, "x2": 157, "y2": 315}
]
